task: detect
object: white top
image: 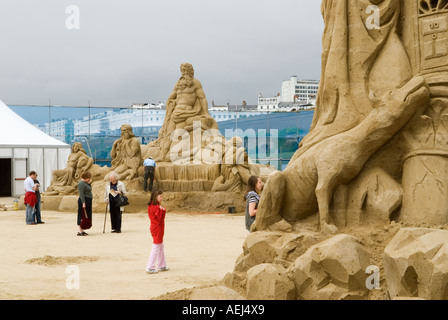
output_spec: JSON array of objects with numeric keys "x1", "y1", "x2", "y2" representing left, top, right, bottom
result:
[
  {"x1": 24, "y1": 177, "x2": 35, "y2": 193},
  {"x1": 104, "y1": 181, "x2": 127, "y2": 212}
]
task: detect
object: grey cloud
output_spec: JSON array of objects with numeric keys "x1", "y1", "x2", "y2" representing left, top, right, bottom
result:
[{"x1": 0, "y1": 0, "x2": 323, "y2": 107}]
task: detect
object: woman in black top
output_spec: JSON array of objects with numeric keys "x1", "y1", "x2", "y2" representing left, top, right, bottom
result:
[{"x1": 77, "y1": 171, "x2": 92, "y2": 236}]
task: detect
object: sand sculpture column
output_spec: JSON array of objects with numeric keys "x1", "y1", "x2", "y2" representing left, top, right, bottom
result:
[
  {"x1": 400, "y1": 0, "x2": 448, "y2": 224},
  {"x1": 251, "y1": 0, "x2": 431, "y2": 234}
]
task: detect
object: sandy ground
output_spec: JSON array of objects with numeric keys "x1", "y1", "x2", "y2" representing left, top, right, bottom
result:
[{"x1": 0, "y1": 197, "x2": 247, "y2": 300}]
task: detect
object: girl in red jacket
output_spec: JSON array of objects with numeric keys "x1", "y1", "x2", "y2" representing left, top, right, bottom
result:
[{"x1": 146, "y1": 189, "x2": 169, "y2": 274}]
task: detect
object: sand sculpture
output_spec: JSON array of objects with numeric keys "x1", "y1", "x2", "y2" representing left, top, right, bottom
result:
[
  {"x1": 108, "y1": 124, "x2": 143, "y2": 181},
  {"x1": 216, "y1": 0, "x2": 448, "y2": 301},
  {"x1": 45, "y1": 142, "x2": 106, "y2": 195},
  {"x1": 142, "y1": 63, "x2": 274, "y2": 193},
  {"x1": 252, "y1": 0, "x2": 447, "y2": 233},
  {"x1": 211, "y1": 137, "x2": 254, "y2": 193},
  {"x1": 144, "y1": 63, "x2": 220, "y2": 164},
  {"x1": 44, "y1": 63, "x2": 275, "y2": 214}
]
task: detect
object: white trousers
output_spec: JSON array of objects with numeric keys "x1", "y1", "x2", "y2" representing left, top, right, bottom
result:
[{"x1": 146, "y1": 243, "x2": 166, "y2": 270}]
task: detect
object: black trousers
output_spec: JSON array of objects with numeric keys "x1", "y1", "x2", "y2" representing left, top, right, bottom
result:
[
  {"x1": 143, "y1": 166, "x2": 155, "y2": 192},
  {"x1": 77, "y1": 197, "x2": 92, "y2": 226},
  {"x1": 109, "y1": 195, "x2": 122, "y2": 231}
]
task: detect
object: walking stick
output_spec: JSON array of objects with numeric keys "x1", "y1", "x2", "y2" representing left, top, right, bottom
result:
[{"x1": 103, "y1": 204, "x2": 108, "y2": 233}]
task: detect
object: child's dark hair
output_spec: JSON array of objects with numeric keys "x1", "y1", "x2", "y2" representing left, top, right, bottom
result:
[
  {"x1": 244, "y1": 176, "x2": 259, "y2": 201},
  {"x1": 148, "y1": 189, "x2": 164, "y2": 205},
  {"x1": 81, "y1": 171, "x2": 92, "y2": 180}
]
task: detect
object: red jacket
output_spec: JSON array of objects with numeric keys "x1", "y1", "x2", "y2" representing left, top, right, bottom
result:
[
  {"x1": 24, "y1": 192, "x2": 37, "y2": 207},
  {"x1": 148, "y1": 204, "x2": 166, "y2": 244}
]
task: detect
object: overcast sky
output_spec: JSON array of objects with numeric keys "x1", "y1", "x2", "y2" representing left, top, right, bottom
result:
[{"x1": 0, "y1": 0, "x2": 324, "y2": 108}]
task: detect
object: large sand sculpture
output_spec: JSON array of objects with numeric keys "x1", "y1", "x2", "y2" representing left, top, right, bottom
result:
[
  {"x1": 43, "y1": 63, "x2": 276, "y2": 213},
  {"x1": 210, "y1": 0, "x2": 448, "y2": 301},
  {"x1": 141, "y1": 63, "x2": 275, "y2": 194},
  {"x1": 40, "y1": 0, "x2": 448, "y2": 300}
]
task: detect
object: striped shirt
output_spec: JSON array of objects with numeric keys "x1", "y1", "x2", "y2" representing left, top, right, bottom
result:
[{"x1": 245, "y1": 191, "x2": 260, "y2": 231}]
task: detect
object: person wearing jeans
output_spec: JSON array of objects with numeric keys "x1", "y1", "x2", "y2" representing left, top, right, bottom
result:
[
  {"x1": 24, "y1": 171, "x2": 38, "y2": 225},
  {"x1": 143, "y1": 157, "x2": 156, "y2": 192},
  {"x1": 33, "y1": 177, "x2": 44, "y2": 224}
]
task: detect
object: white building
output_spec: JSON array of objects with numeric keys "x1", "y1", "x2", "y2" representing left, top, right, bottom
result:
[
  {"x1": 131, "y1": 102, "x2": 165, "y2": 110},
  {"x1": 257, "y1": 76, "x2": 319, "y2": 111},
  {"x1": 257, "y1": 94, "x2": 282, "y2": 111},
  {"x1": 282, "y1": 76, "x2": 319, "y2": 103},
  {"x1": 36, "y1": 107, "x2": 266, "y2": 142},
  {"x1": 209, "y1": 101, "x2": 229, "y2": 112},
  {"x1": 73, "y1": 109, "x2": 166, "y2": 137}
]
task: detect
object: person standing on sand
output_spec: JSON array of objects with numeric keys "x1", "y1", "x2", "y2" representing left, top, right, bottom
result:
[
  {"x1": 244, "y1": 176, "x2": 263, "y2": 232},
  {"x1": 33, "y1": 175, "x2": 44, "y2": 224},
  {"x1": 24, "y1": 171, "x2": 38, "y2": 225},
  {"x1": 146, "y1": 189, "x2": 169, "y2": 274},
  {"x1": 104, "y1": 171, "x2": 127, "y2": 233},
  {"x1": 77, "y1": 171, "x2": 93, "y2": 236}
]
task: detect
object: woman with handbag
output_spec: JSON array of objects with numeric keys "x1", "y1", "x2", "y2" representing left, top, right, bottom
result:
[
  {"x1": 104, "y1": 171, "x2": 127, "y2": 233},
  {"x1": 77, "y1": 171, "x2": 93, "y2": 236}
]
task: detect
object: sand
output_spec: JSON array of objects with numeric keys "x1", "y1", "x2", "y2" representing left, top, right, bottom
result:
[{"x1": 0, "y1": 198, "x2": 247, "y2": 300}]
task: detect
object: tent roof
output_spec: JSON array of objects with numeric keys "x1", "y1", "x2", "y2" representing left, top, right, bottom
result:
[{"x1": 0, "y1": 100, "x2": 69, "y2": 147}]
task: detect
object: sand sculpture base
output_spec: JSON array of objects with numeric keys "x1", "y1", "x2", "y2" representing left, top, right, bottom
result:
[
  {"x1": 36, "y1": 162, "x2": 275, "y2": 213},
  {"x1": 215, "y1": 219, "x2": 448, "y2": 301},
  {"x1": 155, "y1": 163, "x2": 220, "y2": 192},
  {"x1": 154, "y1": 162, "x2": 275, "y2": 192}
]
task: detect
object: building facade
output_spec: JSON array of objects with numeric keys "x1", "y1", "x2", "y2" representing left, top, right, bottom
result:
[
  {"x1": 258, "y1": 76, "x2": 319, "y2": 112},
  {"x1": 35, "y1": 107, "x2": 268, "y2": 144},
  {"x1": 281, "y1": 76, "x2": 319, "y2": 103},
  {"x1": 257, "y1": 95, "x2": 282, "y2": 111}
]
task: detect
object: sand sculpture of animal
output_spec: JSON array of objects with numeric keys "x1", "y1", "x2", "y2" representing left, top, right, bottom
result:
[{"x1": 251, "y1": 76, "x2": 430, "y2": 234}]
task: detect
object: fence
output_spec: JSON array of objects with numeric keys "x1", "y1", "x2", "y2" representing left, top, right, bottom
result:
[{"x1": 9, "y1": 104, "x2": 314, "y2": 171}]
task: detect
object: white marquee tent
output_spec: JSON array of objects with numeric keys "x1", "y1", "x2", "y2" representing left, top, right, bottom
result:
[{"x1": 0, "y1": 100, "x2": 71, "y2": 197}]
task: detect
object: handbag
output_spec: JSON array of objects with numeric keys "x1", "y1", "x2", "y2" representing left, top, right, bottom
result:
[
  {"x1": 80, "y1": 208, "x2": 92, "y2": 230},
  {"x1": 115, "y1": 194, "x2": 130, "y2": 207}
]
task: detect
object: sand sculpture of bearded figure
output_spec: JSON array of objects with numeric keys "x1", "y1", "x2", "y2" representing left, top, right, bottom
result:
[
  {"x1": 107, "y1": 124, "x2": 143, "y2": 181},
  {"x1": 141, "y1": 63, "x2": 276, "y2": 192},
  {"x1": 251, "y1": 0, "x2": 431, "y2": 234},
  {"x1": 144, "y1": 63, "x2": 221, "y2": 164}
]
